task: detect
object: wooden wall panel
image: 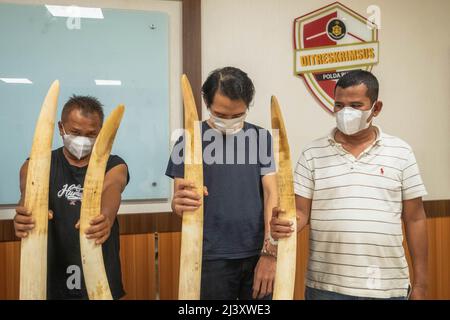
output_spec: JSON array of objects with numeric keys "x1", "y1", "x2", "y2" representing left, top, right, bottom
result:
[
  {"x1": 120, "y1": 233, "x2": 156, "y2": 300},
  {"x1": 158, "y1": 232, "x2": 181, "y2": 300},
  {"x1": 0, "y1": 201, "x2": 449, "y2": 300},
  {"x1": 404, "y1": 216, "x2": 450, "y2": 300},
  {"x1": 118, "y1": 213, "x2": 181, "y2": 235},
  {"x1": 293, "y1": 227, "x2": 309, "y2": 300},
  {"x1": 0, "y1": 234, "x2": 156, "y2": 300},
  {"x1": 427, "y1": 216, "x2": 450, "y2": 299},
  {"x1": 0, "y1": 219, "x2": 16, "y2": 242},
  {"x1": 0, "y1": 241, "x2": 19, "y2": 300}
]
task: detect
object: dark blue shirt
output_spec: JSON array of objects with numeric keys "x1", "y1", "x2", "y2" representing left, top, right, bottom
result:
[{"x1": 165, "y1": 121, "x2": 275, "y2": 260}]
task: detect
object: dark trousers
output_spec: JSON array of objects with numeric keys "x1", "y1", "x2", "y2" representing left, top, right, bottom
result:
[{"x1": 200, "y1": 255, "x2": 272, "y2": 300}]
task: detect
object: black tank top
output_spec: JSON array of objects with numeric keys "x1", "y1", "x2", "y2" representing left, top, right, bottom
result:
[{"x1": 46, "y1": 147, "x2": 129, "y2": 300}]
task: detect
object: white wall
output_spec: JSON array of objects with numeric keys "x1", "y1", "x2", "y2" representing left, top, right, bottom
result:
[{"x1": 201, "y1": 0, "x2": 450, "y2": 201}]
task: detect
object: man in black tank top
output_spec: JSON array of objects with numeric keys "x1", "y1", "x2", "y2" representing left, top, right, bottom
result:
[{"x1": 13, "y1": 95, "x2": 129, "y2": 299}]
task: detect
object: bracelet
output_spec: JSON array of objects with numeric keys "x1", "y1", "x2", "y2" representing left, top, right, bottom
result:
[
  {"x1": 268, "y1": 233, "x2": 279, "y2": 246},
  {"x1": 260, "y1": 238, "x2": 277, "y2": 259}
]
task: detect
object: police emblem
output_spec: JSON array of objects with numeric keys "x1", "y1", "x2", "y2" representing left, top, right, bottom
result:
[
  {"x1": 327, "y1": 19, "x2": 346, "y2": 40},
  {"x1": 294, "y1": 2, "x2": 380, "y2": 112}
]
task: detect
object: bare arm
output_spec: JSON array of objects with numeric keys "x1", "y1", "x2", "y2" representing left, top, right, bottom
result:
[
  {"x1": 295, "y1": 195, "x2": 311, "y2": 232},
  {"x1": 262, "y1": 174, "x2": 278, "y2": 238},
  {"x1": 14, "y1": 161, "x2": 34, "y2": 238},
  {"x1": 252, "y1": 173, "x2": 278, "y2": 299},
  {"x1": 402, "y1": 197, "x2": 428, "y2": 299},
  {"x1": 101, "y1": 164, "x2": 128, "y2": 224},
  {"x1": 18, "y1": 160, "x2": 29, "y2": 206}
]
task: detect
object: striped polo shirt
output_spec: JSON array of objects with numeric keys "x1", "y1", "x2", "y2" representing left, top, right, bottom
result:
[{"x1": 294, "y1": 126, "x2": 427, "y2": 299}]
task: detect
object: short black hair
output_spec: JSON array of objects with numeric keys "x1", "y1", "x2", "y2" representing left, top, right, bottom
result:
[
  {"x1": 61, "y1": 95, "x2": 104, "y2": 123},
  {"x1": 202, "y1": 67, "x2": 255, "y2": 108},
  {"x1": 335, "y1": 70, "x2": 379, "y2": 103}
]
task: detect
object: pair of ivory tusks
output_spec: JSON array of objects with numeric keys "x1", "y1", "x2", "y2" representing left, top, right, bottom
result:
[
  {"x1": 178, "y1": 75, "x2": 296, "y2": 300},
  {"x1": 20, "y1": 80, "x2": 125, "y2": 300}
]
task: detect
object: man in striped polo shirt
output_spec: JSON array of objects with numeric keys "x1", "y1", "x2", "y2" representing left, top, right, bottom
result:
[{"x1": 270, "y1": 70, "x2": 428, "y2": 300}]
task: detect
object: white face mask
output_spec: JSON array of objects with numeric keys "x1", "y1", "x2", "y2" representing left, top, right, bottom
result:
[
  {"x1": 209, "y1": 111, "x2": 247, "y2": 135},
  {"x1": 61, "y1": 124, "x2": 96, "y2": 160},
  {"x1": 335, "y1": 103, "x2": 375, "y2": 136}
]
